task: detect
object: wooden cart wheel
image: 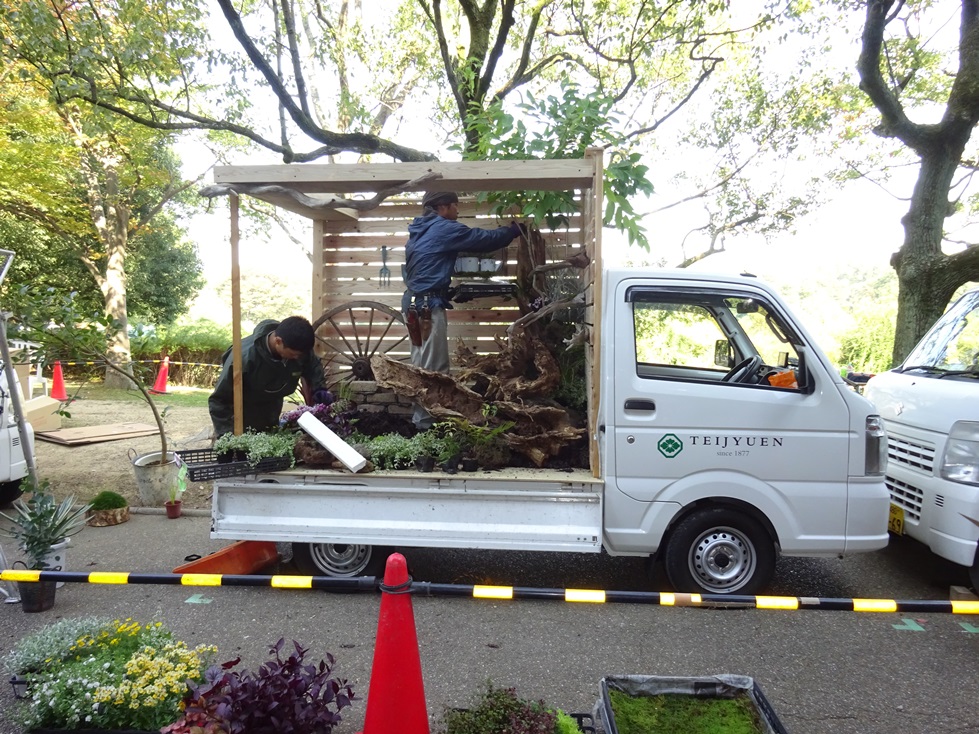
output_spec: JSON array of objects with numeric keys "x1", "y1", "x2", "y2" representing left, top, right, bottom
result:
[{"x1": 312, "y1": 301, "x2": 408, "y2": 381}]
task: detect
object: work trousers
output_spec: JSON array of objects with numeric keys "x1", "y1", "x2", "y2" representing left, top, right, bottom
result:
[{"x1": 409, "y1": 307, "x2": 449, "y2": 429}]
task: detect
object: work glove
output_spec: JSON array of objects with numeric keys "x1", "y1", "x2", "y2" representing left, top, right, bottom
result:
[
  {"x1": 312, "y1": 389, "x2": 334, "y2": 406},
  {"x1": 509, "y1": 221, "x2": 526, "y2": 239}
]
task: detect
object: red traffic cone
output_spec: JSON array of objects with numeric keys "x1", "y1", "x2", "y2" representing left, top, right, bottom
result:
[
  {"x1": 360, "y1": 553, "x2": 429, "y2": 734},
  {"x1": 148, "y1": 357, "x2": 170, "y2": 394},
  {"x1": 50, "y1": 361, "x2": 68, "y2": 401}
]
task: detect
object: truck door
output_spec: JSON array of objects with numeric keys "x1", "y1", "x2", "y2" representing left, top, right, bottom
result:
[{"x1": 609, "y1": 280, "x2": 851, "y2": 549}]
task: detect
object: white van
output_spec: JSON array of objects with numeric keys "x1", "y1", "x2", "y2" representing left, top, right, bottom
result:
[{"x1": 865, "y1": 289, "x2": 979, "y2": 588}]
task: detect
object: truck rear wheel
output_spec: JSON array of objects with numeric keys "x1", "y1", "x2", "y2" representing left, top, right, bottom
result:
[
  {"x1": 291, "y1": 542, "x2": 389, "y2": 578},
  {"x1": 663, "y1": 507, "x2": 775, "y2": 595},
  {"x1": 0, "y1": 479, "x2": 22, "y2": 509},
  {"x1": 970, "y1": 554, "x2": 979, "y2": 594}
]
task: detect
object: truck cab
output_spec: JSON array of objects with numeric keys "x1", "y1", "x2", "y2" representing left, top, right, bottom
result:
[
  {"x1": 0, "y1": 366, "x2": 35, "y2": 506},
  {"x1": 864, "y1": 289, "x2": 979, "y2": 588}
]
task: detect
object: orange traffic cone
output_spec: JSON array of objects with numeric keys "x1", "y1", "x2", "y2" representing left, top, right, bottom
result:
[
  {"x1": 148, "y1": 357, "x2": 170, "y2": 394},
  {"x1": 360, "y1": 553, "x2": 429, "y2": 734},
  {"x1": 50, "y1": 361, "x2": 68, "y2": 401}
]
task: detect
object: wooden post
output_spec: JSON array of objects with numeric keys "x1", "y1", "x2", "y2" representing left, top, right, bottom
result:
[
  {"x1": 311, "y1": 218, "x2": 325, "y2": 342},
  {"x1": 584, "y1": 148, "x2": 604, "y2": 479},
  {"x1": 230, "y1": 193, "x2": 243, "y2": 436}
]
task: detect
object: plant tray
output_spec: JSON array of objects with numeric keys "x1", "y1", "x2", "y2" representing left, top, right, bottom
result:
[
  {"x1": 176, "y1": 449, "x2": 292, "y2": 482},
  {"x1": 598, "y1": 675, "x2": 787, "y2": 734}
]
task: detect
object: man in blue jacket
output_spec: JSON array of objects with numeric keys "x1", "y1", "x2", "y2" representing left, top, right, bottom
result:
[
  {"x1": 208, "y1": 316, "x2": 329, "y2": 437},
  {"x1": 402, "y1": 191, "x2": 520, "y2": 429}
]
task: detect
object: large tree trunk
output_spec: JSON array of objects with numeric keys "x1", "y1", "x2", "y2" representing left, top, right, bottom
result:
[{"x1": 890, "y1": 153, "x2": 966, "y2": 365}]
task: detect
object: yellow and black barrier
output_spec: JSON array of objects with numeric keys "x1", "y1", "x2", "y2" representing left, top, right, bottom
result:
[{"x1": 3, "y1": 569, "x2": 978, "y2": 615}]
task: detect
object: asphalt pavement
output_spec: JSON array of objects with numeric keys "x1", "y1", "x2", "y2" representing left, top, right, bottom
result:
[{"x1": 1, "y1": 509, "x2": 978, "y2": 734}]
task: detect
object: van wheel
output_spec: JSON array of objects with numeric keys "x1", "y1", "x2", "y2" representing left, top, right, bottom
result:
[
  {"x1": 969, "y1": 555, "x2": 979, "y2": 594},
  {"x1": 664, "y1": 507, "x2": 775, "y2": 595},
  {"x1": 291, "y1": 542, "x2": 389, "y2": 578},
  {"x1": 0, "y1": 479, "x2": 22, "y2": 509}
]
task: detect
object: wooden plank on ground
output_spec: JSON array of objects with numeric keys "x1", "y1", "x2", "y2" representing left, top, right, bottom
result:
[{"x1": 36, "y1": 423, "x2": 159, "y2": 446}]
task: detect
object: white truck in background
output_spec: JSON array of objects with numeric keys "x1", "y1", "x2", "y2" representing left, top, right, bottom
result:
[
  {"x1": 865, "y1": 288, "x2": 979, "y2": 588},
  {"x1": 211, "y1": 269, "x2": 891, "y2": 595},
  {"x1": 0, "y1": 367, "x2": 35, "y2": 507}
]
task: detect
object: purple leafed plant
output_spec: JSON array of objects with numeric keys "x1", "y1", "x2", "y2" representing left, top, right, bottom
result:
[
  {"x1": 280, "y1": 401, "x2": 355, "y2": 438},
  {"x1": 161, "y1": 639, "x2": 356, "y2": 734}
]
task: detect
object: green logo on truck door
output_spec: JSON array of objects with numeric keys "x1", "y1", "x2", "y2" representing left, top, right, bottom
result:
[{"x1": 658, "y1": 434, "x2": 683, "y2": 458}]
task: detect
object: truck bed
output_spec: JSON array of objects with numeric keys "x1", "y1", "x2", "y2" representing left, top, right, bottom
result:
[{"x1": 210, "y1": 467, "x2": 603, "y2": 552}]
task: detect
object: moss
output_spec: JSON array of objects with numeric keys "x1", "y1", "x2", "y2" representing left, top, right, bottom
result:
[
  {"x1": 88, "y1": 490, "x2": 128, "y2": 510},
  {"x1": 608, "y1": 689, "x2": 764, "y2": 734}
]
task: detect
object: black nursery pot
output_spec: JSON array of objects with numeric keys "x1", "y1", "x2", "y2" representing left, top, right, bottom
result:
[
  {"x1": 415, "y1": 455, "x2": 436, "y2": 472},
  {"x1": 460, "y1": 457, "x2": 479, "y2": 472}
]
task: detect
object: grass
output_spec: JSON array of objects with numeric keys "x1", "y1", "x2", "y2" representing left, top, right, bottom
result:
[
  {"x1": 61, "y1": 383, "x2": 211, "y2": 409},
  {"x1": 608, "y1": 689, "x2": 765, "y2": 734}
]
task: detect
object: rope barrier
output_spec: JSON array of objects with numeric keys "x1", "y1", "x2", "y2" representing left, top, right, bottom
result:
[
  {"x1": 3, "y1": 569, "x2": 978, "y2": 614},
  {"x1": 53, "y1": 359, "x2": 221, "y2": 368}
]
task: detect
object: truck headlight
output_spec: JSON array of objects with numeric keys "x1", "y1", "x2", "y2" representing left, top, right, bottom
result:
[
  {"x1": 865, "y1": 415, "x2": 887, "y2": 476},
  {"x1": 941, "y1": 421, "x2": 979, "y2": 486}
]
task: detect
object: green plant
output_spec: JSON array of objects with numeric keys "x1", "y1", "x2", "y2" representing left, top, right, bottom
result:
[
  {"x1": 9, "y1": 618, "x2": 215, "y2": 732},
  {"x1": 608, "y1": 688, "x2": 763, "y2": 734},
  {"x1": 170, "y1": 460, "x2": 189, "y2": 503},
  {"x1": 0, "y1": 479, "x2": 91, "y2": 569},
  {"x1": 162, "y1": 638, "x2": 355, "y2": 734},
  {"x1": 3, "y1": 616, "x2": 108, "y2": 676},
  {"x1": 366, "y1": 432, "x2": 418, "y2": 470},
  {"x1": 441, "y1": 682, "x2": 563, "y2": 734},
  {"x1": 87, "y1": 490, "x2": 128, "y2": 511},
  {"x1": 413, "y1": 429, "x2": 448, "y2": 460},
  {"x1": 214, "y1": 430, "x2": 298, "y2": 468}
]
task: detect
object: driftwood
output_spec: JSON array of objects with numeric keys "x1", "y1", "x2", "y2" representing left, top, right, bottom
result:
[
  {"x1": 198, "y1": 171, "x2": 443, "y2": 211},
  {"x1": 371, "y1": 353, "x2": 584, "y2": 467}
]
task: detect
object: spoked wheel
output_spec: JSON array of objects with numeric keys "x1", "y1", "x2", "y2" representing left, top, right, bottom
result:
[
  {"x1": 312, "y1": 301, "x2": 408, "y2": 381},
  {"x1": 291, "y1": 542, "x2": 390, "y2": 578}
]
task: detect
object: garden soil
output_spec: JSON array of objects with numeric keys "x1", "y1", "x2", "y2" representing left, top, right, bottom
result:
[{"x1": 34, "y1": 398, "x2": 215, "y2": 510}]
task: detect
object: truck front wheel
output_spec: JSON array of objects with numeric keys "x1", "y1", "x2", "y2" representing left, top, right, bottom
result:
[
  {"x1": 291, "y1": 542, "x2": 389, "y2": 578},
  {"x1": 0, "y1": 479, "x2": 22, "y2": 509},
  {"x1": 663, "y1": 507, "x2": 775, "y2": 595}
]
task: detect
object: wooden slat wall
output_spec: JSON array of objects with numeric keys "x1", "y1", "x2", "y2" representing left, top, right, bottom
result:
[{"x1": 312, "y1": 199, "x2": 588, "y2": 376}]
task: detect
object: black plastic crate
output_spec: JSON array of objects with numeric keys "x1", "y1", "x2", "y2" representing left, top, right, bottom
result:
[{"x1": 176, "y1": 449, "x2": 292, "y2": 482}]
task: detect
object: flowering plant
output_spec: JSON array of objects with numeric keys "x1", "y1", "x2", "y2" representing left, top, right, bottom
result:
[
  {"x1": 7, "y1": 617, "x2": 215, "y2": 731},
  {"x1": 280, "y1": 400, "x2": 355, "y2": 438},
  {"x1": 162, "y1": 638, "x2": 356, "y2": 734}
]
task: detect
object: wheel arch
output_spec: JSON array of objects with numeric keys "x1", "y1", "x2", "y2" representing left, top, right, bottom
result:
[{"x1": 662, "y1": 496, "x2": 781, "y2": 554}]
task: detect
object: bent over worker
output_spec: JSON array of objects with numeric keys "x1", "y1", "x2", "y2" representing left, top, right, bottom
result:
[
  {"x1": 208, "y1": 316, "x2": 330, "y2": 437},
  {"x1": 401, "y1": 191, "x2": 521, "y2": 429}
]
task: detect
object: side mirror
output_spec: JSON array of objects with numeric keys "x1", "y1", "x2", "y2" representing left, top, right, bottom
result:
[{"x1": 714, "y1": 339, "x2": 733, "y2": 368}]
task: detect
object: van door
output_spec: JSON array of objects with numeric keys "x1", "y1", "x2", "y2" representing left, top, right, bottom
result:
[{"x1": 608, "y1": 279, "x2": 851, "y2": 553}]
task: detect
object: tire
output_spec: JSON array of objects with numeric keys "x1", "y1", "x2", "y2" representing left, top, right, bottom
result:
[
  {"x1": 291, "y1": 542, "x2": 390, "y2": 578},
  {"x1": 663, "y1": 507, "x2": 776, "y2": 595},
  {"x1": 0, "y1": 479, "x2": 23, "y2": 509},
  {"x1": 969, "y1": 553, "x2": 979, "y2": 594}
]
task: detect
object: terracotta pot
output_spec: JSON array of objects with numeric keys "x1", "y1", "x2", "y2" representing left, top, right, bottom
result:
[{"x1": 164, "y1": 500, "x2": 182, "y2": 519}]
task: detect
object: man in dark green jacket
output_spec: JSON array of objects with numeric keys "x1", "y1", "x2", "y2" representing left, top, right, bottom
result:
[{"x1": 208, "y1": 316, "x2": 329, "y2": 437}]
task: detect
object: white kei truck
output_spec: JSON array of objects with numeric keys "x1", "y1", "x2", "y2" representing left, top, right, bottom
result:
[
  {"x1": 865, "y1": 288, "x2": 979, "y2": 589},
  {"x1": 210, "y1": 269, "x2": 891, "y2": 595}
]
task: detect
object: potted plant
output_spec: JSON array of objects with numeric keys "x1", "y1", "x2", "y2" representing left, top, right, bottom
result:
[
  {"x1": 442, "y1": 681, "x2": 587, "y2": 734},
  {"x1": 0, "y1": 478, "x2": 91, "y2": 612},
  {"x1": 213, "y1": 430, "x2": 298, "y2": 468},
  {"x1": 86, "y1": 490, "x2": 130, "y2": 527},
  {"x1": 598, "y1": 674, "x2": 788, "y2": 734},
  {"x1": 165, "y1": 459, "x2": 188, "y2": 519},
  {"x1": 4, "y1": 617, "x2": 215, "y2": 731},
  {"x1": 412, "y1": 429, "x2": 446, "y2": 472},
  {"x1": 14, "y1": 287, "x2": 177, "y2": 507},
  {"x1": 162, "y1": 638, "x2": 356, "y2": 734}
]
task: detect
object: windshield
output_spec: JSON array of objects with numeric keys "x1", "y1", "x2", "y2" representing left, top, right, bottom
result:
[{"x1": 902, "y1": 290, "x2": 979, "y2": 372}]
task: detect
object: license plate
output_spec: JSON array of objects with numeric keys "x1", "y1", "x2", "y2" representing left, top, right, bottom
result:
[{"x1": 888, "y1": 503, "x2": 904, "y2": 535}]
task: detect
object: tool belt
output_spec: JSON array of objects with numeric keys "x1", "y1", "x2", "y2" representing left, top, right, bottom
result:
[{"x1": 405, "y1": 292, "x2": 447, "y2": 347}]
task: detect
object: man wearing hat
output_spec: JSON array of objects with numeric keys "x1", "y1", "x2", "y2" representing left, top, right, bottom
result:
[{"x1": 402, "y1": 191, "x2": 521, "y2": 429}]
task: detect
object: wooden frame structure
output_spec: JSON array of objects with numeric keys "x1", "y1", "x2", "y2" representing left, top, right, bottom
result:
[{"x1": 213, "y1": 151, "x2": 604, "y2": 474}]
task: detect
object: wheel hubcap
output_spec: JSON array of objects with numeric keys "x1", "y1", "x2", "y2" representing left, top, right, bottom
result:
[
  {"x1": 689, "y1": 526, "x2": 755, "y2": 592},
  {"x1": 309, "y1": 543, "x2": 372, "y2": 577}
]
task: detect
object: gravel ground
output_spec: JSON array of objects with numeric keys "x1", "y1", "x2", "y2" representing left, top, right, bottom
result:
[{"x1": 33, "y1": 394, "x2": 215, "y2": 510}]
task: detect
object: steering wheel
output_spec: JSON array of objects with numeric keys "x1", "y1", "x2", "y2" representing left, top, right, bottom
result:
[{"x1": 722, "y1": 355, "x2": 762, "y2": 383}]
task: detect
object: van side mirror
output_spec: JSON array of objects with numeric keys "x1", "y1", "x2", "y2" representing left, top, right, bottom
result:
[
  {"x1": 714, "y1": 340, "x2": 733, "y2": 368},
  {"x1": 797, "y1": 348, "x2": 815, "y2": 394}
]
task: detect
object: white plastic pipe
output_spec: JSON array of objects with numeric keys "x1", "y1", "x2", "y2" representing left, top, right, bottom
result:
[{"x1": 297, "y1": 412, "x2": 367, "y2": 473}]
